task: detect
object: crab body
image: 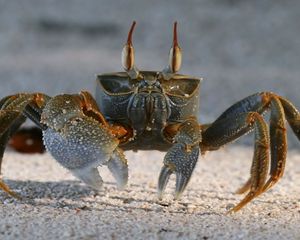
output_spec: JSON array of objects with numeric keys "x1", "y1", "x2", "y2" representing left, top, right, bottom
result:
[
  {"x1": 96, "y1": 71, "x2": 200, "y2": 151},
  {"x1": 0, "y1": 22, "x2": 300, "y2": 213}
]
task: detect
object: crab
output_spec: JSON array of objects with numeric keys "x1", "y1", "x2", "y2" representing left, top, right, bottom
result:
[{"x1": 0, "y1": 22, "x2": 300, "y2": 213}]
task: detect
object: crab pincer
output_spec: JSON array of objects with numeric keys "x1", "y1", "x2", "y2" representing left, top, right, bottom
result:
[
  {"x1": 0, "y1": 91, "x2": 129, "y2": 197},
  {"x1": 158, "y1": 118, "x2": 201, "y2": 200},
  {"x1": 41, "y1": 92, "x2": 129, "y2": 190}
]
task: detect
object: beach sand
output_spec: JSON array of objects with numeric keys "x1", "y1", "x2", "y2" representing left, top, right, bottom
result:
[{"x1": 0, "y1": 146, "x2": 299, "y2": 239}]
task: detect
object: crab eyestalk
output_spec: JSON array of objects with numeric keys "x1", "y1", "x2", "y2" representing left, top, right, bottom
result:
[
  {"x1": 122, "y1": 21, "x2": 139, "y2": 79},
  {"x1": 161, "y1": 22, "x2": 182, "y2": 80}
]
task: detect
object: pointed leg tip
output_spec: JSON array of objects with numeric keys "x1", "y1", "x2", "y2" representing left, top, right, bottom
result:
[
  {"x1": 0, "y1": 181, "x2": 22, "y2": 200},
  {"x1": 225, "y1": 204, "x2": 240, "y2": 215},
  {"x1": 9, "y1": 191, "x2": 22, "y2": 200},
  {"x1": 174, "y1": 193, "x2": 181, "y2": 201},
  {"x1": 235, "y1": 189, "x2": 245, "y2": 195},
  {"x1": 175, "y1": 173, "x2": 189, "y2": 199},
  {"x1": 226, "y1": 209, "x2": 235, "y2": 215},
  {"x1": 157, "y1": 189, "x2": 164, "y2": 200},
  {"x1": 158, "y1": 165, "x2": 173, "y2": 198}
]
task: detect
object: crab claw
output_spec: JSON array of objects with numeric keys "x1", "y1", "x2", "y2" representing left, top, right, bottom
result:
[
  {"x1": 106, "y1": 148, "x2": 128, "y2": 189},
  {"x1": 71, "y1": 147, "x2": 128, "y2": 190},
  {"x1": 158, "y1": 143, "x2": 199, "y2": 200},
  {"x1": 72, "y1": 166, "x2": 104, "y2": 191},
  {"x1": 42, "y1": 94, "x2": 129, "y2": 191}
]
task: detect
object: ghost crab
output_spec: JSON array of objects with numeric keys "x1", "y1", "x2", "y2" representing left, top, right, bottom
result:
[{"x1": 1, "y1": 22, "x2": 300, "y2": 213}]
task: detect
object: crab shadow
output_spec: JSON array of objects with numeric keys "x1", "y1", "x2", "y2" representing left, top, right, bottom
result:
[
  {"x1": 0, "y1": 179, "x2": 294, "y2": 215},
  {"x1": 0, "y1": 179, "x2": 222, "y2": 215},
  {"x1": 0, "y1": 179, "x2": 97, "y2": 200}
]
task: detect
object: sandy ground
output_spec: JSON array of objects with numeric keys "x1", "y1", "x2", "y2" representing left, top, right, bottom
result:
[{"x1": 0, "y1": 146, "x2": 299, "y2": 240}]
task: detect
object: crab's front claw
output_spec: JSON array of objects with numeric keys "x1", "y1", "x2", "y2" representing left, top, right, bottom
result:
[
  {"x1": 158, "y1": 143, "x2": 199, "y2": 200},
  {"x1": 106, "y1": 148, "x2": 128, "y2": 189},
  {"x1": 71, "y1": 147, "x2": 128, "y2": 191},
  {"x1": 43, "y1": 117, "x2": 129, "y2": 192},
  {"x1": 42, "y1": 93, "x2": 129, "y2": 191}
]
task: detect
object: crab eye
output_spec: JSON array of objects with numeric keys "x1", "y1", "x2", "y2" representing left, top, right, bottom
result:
[
  {"x1": 122, "y1": 21, "x2": 136, "y2": 71},
  {"x1": 168, "y1": 22, "x2": 182, "y2": 73}
]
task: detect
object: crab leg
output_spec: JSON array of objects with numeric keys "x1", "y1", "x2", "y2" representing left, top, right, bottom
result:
[
  {"x1": 158, "y1": 118, "x2": 201, "y2": 199},
  {"x1": 232, "y1": 96, "x2": 288, "y2": 195},
  {"x1": 0, "y1": 114, "x2": 27, "y2": 198},
  {"x1": 203, "y1": 111, "x2": 270, "y2": 211},
  {"x1": 261, "y1": 96, "x2": 300, "y2": 192},
  {"x1": 201, "y1": 92, "x2": 300, "y2": 212},
  {"x1": 0, "y1": 93, "x2": 50, "y2": 197},
  {"x1": 279, "y1": 96, "x2": 300, "y2": 140}
]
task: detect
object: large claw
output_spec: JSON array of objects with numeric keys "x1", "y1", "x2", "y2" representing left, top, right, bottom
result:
[
  {"x1": 72, "y1": 167, "x2": 104, "y2": 191},
  {"x1": 72, "y1": 148, "x2": 128, "y2": 190},
  {"x1": 106, "y1": 148, "x2": 128, "y2": 189},
  {"x1": 158, "y1": 143, "x2": 199, "y2": 199},
  {"x1": 42, "y1": 94, "x2": 129, "y2": 191},
  {"x1": 0, "y1": 92, "x2": 129, "y2": 198}
]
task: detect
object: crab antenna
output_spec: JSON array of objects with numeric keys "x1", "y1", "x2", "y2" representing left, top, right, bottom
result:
[{"x1": 122, "y1": 21, "x2": 139, "y2": 79}]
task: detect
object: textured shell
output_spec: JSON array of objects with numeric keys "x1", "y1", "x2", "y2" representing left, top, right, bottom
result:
[
  {"x1": 40, "y1": 94, "x2": 83, "y2": 131},
  {"x1": 95, "y1": 71, "x2": 202, "y2": 124},
  {"x1": 43, "y1": 115, "x2": 118, "y2": 170}
]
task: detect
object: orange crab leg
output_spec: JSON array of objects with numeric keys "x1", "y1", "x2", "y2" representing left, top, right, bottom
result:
[
  {"x1": 0, "y1": 181, "x2": 21, "y2": 199},
  {"x1": 0, "y1": 93, "x2": 50, "y2": 198},
  {"x1": 79, "y1": 91, "x2": 109, "y2": 127},
  {"x1": 201, "y1": 91, "x2": 300, "y2": 212}
]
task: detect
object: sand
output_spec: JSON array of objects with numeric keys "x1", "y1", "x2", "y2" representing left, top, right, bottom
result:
[{"x1": 0, "y1": 146, "x2": 299, "y2": 239}]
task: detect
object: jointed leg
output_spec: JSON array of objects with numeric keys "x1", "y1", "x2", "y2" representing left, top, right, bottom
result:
[
  {"x1": 0, "y1": 93, "x2": 50, "y2": 197},
  {"x1": 203, "y1": 112, "x2": 270, "y2": 212},
  {"x1": 201, "y1": 92, "x2": 300, "y2": 212},
  {"x1": 260, "y1": 95, "x2": 300, "y2": 192}
]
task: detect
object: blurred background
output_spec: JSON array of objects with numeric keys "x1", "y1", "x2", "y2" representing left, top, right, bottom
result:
[{"x1": 1, "y1": 0, "x2": 300, "y2": 147}]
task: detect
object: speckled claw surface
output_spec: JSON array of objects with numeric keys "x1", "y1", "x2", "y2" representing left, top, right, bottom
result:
[
  {"x1": 41, "y1": 92, "x2": 128, "y2": 190},
  {"x1": 158, "y1": 143, "x2": 199, "y2": 200},
  {"x1": 158, "y1": 118, "x2": 201, "y2": 200}
]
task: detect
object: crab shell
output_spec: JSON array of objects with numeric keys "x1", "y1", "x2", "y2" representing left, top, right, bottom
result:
[{"x1": 96, "y1": 71, "x2": 202, "y2": 151}]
